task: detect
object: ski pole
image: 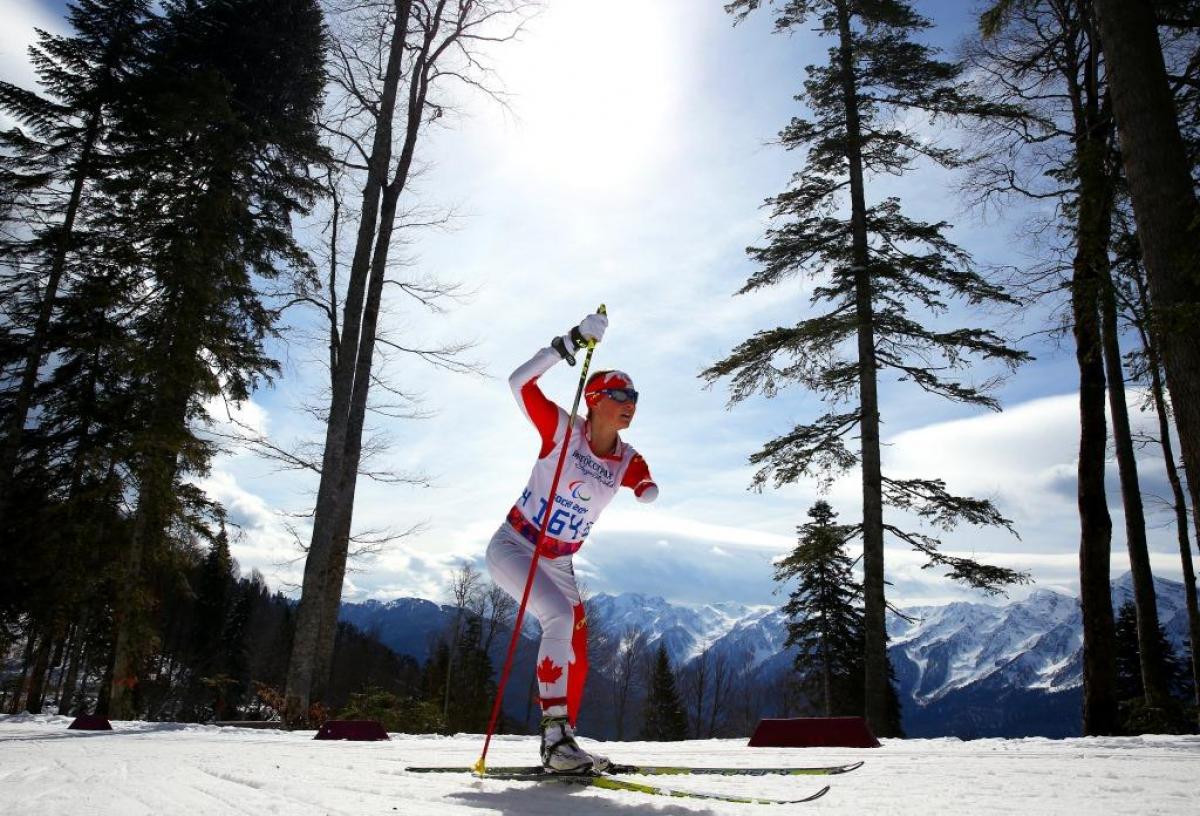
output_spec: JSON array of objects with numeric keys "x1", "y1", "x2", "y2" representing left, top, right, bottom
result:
[{"x1": 474, "y1": 304, "x2": 606, "y2": 776}]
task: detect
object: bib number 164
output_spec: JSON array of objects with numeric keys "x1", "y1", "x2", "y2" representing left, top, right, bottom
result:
[{"x1": 530, "y1": 497, "x2": 590, "y2": 540}]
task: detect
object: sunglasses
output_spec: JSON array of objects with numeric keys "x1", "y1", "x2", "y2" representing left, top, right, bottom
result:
[{"x1": 599, "y1": 388, "x2": 638, "y2": 404}]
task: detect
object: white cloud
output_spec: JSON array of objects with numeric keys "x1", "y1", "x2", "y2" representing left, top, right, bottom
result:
[
  {"x1": 193, "y1": 467, "x2": 305, "y2": 590},
  {"x1": 203, "y1": 394, "x2": 271, "y2": 437},
  {"x1": 603, "y1": 509, "x2": 792, "y2": 552}
]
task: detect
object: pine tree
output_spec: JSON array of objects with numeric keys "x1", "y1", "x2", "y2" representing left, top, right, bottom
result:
[
  {"x1": 0, "y1": 3, "x2": 149, "y2": 690},
  {"x1": 448, "y1": 616, "x2": 495, "y2": 733},
  {"x1": 1115, "y1": 601, "x2": 1146, "y2": 702},
  {"x1": 103, "y1": 0, "x2": 327, "y2": 719},
  {"x1": 710, "y1": 0, "x2": 1031, "y2": 736},
  {"x1": 0, "y1": 1, "x2": 150, "y2": 522},
  {"x1": 1113, "y1": 600, "x2": 1195, "y2": 733},
  {"x1": 189, "y1": 524, "x2": 234, "y2": 700},
  {"x1": 641, "y1": 644, "x2": 688, "y2": 741},
  {"x1": 774, "y1": 501, "x2": 865, "y2": 717},
  {"x1": 1114, "y1": 601, "x2": 1189, "y2": 701}
]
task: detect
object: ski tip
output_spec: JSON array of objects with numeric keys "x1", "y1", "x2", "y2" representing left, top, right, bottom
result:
[
  {"x1": 801, "y1": 785, "x2": 832, "y2": 803},
  {"x1": 832, "y1": 760, "x2": 865, "y2": 774}
]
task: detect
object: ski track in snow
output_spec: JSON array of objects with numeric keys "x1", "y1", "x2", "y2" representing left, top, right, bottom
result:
[{"x1": 2, "y1": 714, "x2": 1198, "y2": 815}]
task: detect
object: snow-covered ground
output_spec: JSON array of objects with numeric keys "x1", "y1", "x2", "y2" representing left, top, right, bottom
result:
[{"x1": 3, "y1": 714, "x2": 1197, "y2": 815}]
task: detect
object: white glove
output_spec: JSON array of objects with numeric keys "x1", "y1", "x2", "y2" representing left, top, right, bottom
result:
[{"x1": 577, "y1": 312, "x2": 608, "y2": 344}]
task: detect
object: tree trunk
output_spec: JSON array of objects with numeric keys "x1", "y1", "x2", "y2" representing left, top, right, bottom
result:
[
  {"x1": 1065, "y1": 7, "x2": 1118, "y2": 737},
  {"x1": 9, "y1": 629, "x2": 38, "y2": 714},
  {"x1": 1101, "y1": 279, "x2": 1172, "y2": 707},
  {"x1": 1091, "y1": 0, "x2": 1200, "y2": 559},
  {"x1": 58, "y1": 618, "x2": 88, "y2": 715},
  {"x1": 307, "y1": 183, "x2": 407, "y2": 705},
  {"x1": 110, "y1": 315, "x2": 195, "y2": 720},
  {"x1": 708, "y1": 652, "x2": 730, "y2": 738},
  {"x1": 110, "y1": 448, "x2": 182, "y2": 719},
  {"x1": 832, "y1": 0, "x2": 892, "y2": 737},
  {"x1": 94, "y1": 646, "x2": 114, "y2": 718},
  {"x1": 302, "y1": 2, "x2": 434, "y2": 711},
  {"x1": 690, "y1": 650, "x2": 707, "y2": 739},
  {"x1": 1150, "y1": 356, "x2": 1200, "y2": 713},
  {"x1": 1075, "y1": 263, "x2": 1118, "y2": 735},
  {"x1": 24, "y1": 626, "x2": 56, "y2": 714},
  {"x1": 443, "y1": 607, "x2": 464, "y2": 722},
  {"x1": 285, "y1": 0, "x2": 414, "y2": 725},
  {"x1": 1074, "y1": 127, "x2": 1119, "y2": 734},
  {"x1": 47, "y1": 629, "x2": 67, "y2": 701},
  {"x1": 1132, "y1": 271, "x2": 1200, "y2": 713},
  {"x1": 821, "y1": 619, "x2": 833, "y2": 718}
]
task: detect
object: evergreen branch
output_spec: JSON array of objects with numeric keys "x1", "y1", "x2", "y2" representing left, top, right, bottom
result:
[
  {"x1": 886, "y1": 600, "x2": 919, "y2": 624},
  {"x1": 700, "y1": 315, "x2": 855, "y2": 403},
  {"x1": 0, "y1": 82, "x2": 67, "y2": 137},
  {"x1": 748, "y1": 410, "x2": 862, "y2": 491},
  {"x1": 739, "y1": 208, "x2": 850, "y2": 293},
  {"x1": 867, "y1": 304, "x2": 1029, "y2": 406},
  {"x1": 881, "y1": 475, "x2": 1018, "y2": 536},
  {"x1": 980, "y1": 0, "x2": 1020, "y2": 40},
  {"x1": 875, "y1": 352, "x2": 1002, "y2": 408},
  {"x1": 883, "y1": 523, "x2": 1031, "y2": 595}
]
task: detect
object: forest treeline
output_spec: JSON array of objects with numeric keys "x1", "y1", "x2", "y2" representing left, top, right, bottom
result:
[
  {"x1": 0, "y1": 541, "x2": 786, "y2": 742},
  {"x1": 2, "y1": 0, "x2": 1200, "y2": 738}
]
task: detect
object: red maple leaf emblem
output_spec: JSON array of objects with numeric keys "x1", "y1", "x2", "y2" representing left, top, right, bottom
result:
[{"x1": 536, "y1": 656, "x2": 564, "y2": 686}]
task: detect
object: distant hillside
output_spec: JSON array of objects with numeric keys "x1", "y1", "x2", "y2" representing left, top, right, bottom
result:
[{"x1": 339, "y1": 572, "x2": 1197, "y2": 738}]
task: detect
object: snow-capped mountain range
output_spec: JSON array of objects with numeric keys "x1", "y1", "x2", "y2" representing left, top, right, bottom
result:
[{"x1": 339, "y1": 572, "x2": 1196, "y2": 738}]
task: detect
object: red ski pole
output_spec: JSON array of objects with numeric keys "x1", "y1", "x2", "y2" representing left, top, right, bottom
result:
[{"x1": 473, "y1": 305, "x2": 605, "y2": 776}]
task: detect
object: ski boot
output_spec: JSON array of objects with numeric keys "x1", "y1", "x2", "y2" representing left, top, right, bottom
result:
[{"x1": 540, "y1": 715, "x2": 594, "y2": 774}]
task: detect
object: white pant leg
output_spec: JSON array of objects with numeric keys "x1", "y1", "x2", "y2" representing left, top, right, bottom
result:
[{"x1": 486, "y1": 523, "x2": 581, "y2": 713}]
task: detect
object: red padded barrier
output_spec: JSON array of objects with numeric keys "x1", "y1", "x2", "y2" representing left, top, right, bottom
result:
[
  {"x1": 748, "y1": 717, "x2": 880, "y2": 748},
  {"x1": 68, "y1": 715, "x2": 113, "y2": 731},
  {"x1": 312, "y1": 720, "x2": 390, "y2": 741}
]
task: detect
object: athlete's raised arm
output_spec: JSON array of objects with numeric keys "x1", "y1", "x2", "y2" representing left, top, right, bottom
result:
[{"x1": 508, "y1": 313, "x2": 608, "y2": 458}]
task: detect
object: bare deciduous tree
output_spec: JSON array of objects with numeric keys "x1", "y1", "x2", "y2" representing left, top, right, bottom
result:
[
  {"x1": 284, "y1": 0, "x2": 531, "y2": 724},
  {"x1": 442, "y1": 562, "x2": 483, "y2": 720},
  {"x1": 607, "y1": 625, "x2": 649, "y2": 741}
]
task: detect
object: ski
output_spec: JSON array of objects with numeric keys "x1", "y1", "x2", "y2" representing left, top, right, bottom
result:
[
  {"x1": 405, "y1": 759, "x2": 863, "y2": 776},
  {"x1": 605, "y1": 760, "x2": 863, "y2": 777},
  {"x1": 476, "y1": 771, "x2": 831, "y2": 805}
]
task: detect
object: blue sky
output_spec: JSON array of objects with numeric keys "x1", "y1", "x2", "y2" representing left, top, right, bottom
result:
[{"x1": 4, "y1": 0, "x2": 1191, "y2": 609}]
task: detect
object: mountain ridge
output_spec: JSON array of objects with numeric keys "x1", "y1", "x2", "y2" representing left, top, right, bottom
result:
[{"x1": 338, "y1": 571, "x2": 1196, "y2": 737}]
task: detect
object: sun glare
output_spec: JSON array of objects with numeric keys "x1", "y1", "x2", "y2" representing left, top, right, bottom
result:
[{"x1": 499, "y1": 0, "x2": 686, "y2": 194}]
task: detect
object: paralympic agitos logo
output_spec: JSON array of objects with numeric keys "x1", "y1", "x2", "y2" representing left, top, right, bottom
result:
[{"x1": 568, "y1": 480, "x2": 592, "y2": 501}]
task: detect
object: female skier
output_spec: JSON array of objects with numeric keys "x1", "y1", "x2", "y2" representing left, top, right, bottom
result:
[{"x1": 486, "y1": 311, "x2": 658, "y2": 773}]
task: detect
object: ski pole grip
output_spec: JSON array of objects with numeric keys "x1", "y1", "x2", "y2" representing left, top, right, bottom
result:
[{"x1": 590, "y1": 303, "x2": 607, "y2": 349}]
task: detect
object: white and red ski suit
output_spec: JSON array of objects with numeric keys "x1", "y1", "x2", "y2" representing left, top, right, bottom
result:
[{"x1": 486, "y1": 343, "x2": 657, "y2": 726}]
